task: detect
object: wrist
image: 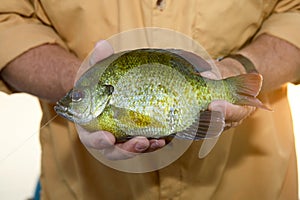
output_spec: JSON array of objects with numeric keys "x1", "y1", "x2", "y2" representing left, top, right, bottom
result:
[
  {"x1": 59, "y1": 58, "x2": 81, "y2": 94},
  {"x1": 217, "y1": 53, "x2": 259, "y2": 79},
  {"x1": 216, "y1": 57, "x2": 247, "y2": 78},
  {"x1": 224, "y1": 54, "x2": 258, "y2": 74}
]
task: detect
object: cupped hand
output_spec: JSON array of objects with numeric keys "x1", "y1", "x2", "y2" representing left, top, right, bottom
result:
[
  {"x1": 77, "y1": 41, "x2": 165, "y2": 160},
  {"x1": 208, "y1": 100, "x2": 256, "y2": 129},
  {"x1": 201, "y1": 57, "x2": 257, "y2": 129}
]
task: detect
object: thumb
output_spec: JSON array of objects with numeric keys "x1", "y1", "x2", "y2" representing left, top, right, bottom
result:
[
  {"x1": 200, "y1": 71, "x2": 219, "y2": 79},
  {"x1": 89, "y1": 40, "x2": 114, "y2": 66}
]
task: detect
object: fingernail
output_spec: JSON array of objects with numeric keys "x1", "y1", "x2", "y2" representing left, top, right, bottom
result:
[
  {"x1": 150, "y1": 141, "x2": 160, "y2": 149},
  {"x1": 135, "y1": 142, "x2": 148, "y2": 152}
]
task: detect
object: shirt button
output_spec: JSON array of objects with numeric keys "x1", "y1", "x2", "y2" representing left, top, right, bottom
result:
[{"x1": 156, "y1": 0, "x2": 166, "y2": 11}]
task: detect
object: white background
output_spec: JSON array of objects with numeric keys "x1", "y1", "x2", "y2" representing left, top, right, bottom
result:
[{"x1": 0, "y1": 84, "x2": 299, "y2": 200}]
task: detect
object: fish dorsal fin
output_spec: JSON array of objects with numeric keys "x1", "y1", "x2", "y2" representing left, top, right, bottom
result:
[
  {"x1": 166, "y1": 49, "x2": 212, "y2": 73},
  {"x1": 175, "y1": 110, "x2": 225, "y2": 140}
]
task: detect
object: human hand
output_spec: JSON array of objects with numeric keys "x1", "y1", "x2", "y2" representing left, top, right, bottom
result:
[
  {"x1": 201, "y1": 57, "x2": 257, "y2": 129},
  {"x1": 77, "y1": 41, "x2": 165, "y2": 160}
]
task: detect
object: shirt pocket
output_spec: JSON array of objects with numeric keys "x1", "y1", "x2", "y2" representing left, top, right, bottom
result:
[{"x1": 192, "y1": 0, "x2": 275, "y2": 57}]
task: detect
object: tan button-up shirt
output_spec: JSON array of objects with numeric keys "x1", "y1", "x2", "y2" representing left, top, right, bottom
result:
[{"x1": 0, "y1": 1, "x2": 299, "y2": 199}]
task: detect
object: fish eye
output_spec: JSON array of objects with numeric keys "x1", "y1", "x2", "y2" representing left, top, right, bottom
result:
[
  {"x1": 104, "y1": 85, "x2": 114, "y2": 94},
  {"x1": 71, "y1": 90, "x2": 85, "y2": 102}
]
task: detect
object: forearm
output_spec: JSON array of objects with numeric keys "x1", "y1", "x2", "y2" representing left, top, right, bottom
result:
[
  {"x1": 0, "y1": 44, "x2": 81, "y2": 102},
  {"x1": 208, "y1": 34, "x2": 300, "y2": 129},
  {"x1": 238, "y1": 34, "x2": 300, "y2": 92}
]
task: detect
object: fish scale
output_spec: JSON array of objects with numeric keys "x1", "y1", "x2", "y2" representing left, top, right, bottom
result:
[{"x1": 111, "y1": 63, "x2": 199, "y2": 136}]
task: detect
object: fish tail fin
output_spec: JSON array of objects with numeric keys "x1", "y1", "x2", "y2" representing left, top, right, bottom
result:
[{"x1": 226, "y1": 73, "x2": 271, "y2": 110}]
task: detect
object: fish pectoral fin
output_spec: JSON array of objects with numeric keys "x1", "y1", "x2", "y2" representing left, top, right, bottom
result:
[
  {"x1": 197, "y1": 110, "x2": 225, "y2": 139},
  {"x1": 198, "y1": 137, "x2": 219, "y2": 158},
  {"x1": 175, "y1": 110, "x2": 225, "y2": 140},
  {"x1": 111, "y1": 105, "x2": 163, "y2": 128}
]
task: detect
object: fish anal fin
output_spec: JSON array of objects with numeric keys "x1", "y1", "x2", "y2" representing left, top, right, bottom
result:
[
  {"x1": 235, "y1": 96, "x2": 272, "y2": 111},
  {"x1": 175, "y1": 110, "x2": 225, "y2": 140}
]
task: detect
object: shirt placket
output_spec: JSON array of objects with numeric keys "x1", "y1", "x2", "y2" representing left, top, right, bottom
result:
[
  {"x1": 158, "y1": 163, "x2": 184, "y2": 200},
  {"x1": 151, "y1": 2, "x2": 184, "y2": 198}
]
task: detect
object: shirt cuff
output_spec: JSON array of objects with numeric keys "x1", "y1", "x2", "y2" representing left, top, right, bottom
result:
[
  {"x1": 255, "y1": 12, "x2": 300, "y2": 49},
  {"x1": 0, "y1": 23, "x2": 67, "y2": 70}
]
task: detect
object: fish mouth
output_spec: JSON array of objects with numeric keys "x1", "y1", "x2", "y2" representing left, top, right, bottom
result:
[
  {"x1": 54, "y1": 101, "x2": 93, "y2": 124},
  {"x1": 54, "y1": 102, "x2": 77, "y2": 123}
]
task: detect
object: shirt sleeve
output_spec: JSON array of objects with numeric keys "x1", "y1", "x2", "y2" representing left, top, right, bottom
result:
[
  {"x1": 0, "y1": 1, "x2": 67, "y2": 70},
  {"x1": 256, "y1": 0, "x2": 300, "y2": 48}
]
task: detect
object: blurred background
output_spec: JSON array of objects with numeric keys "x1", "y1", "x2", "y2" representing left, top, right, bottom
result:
[{"x1": 0, "y1": 84, "x2": 299, "y2": 200}]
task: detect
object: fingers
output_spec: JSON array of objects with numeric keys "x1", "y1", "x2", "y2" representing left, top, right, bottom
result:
[
  {"x1": 77, "y1": 126, "x2": 116, "y2": 149},
  {"x1": 147, "y1": 139, "x2": 166, "y2": 152},
  {"x1": 101, "y1": 137, "x2": 148, "y2": 160},
  {"x1": 208, "y1": 100, "x2": 256, "y2": 128},
  {"x1": 89, "y1": 40, "x2": 114, "y2": 65},
  {"x1": 116, "y1": 136, "x2": 150, "y2": 152},
  {"x1": 78, "y1": 125, "x2": 166, "y2": 160},
  {"x1": 104, "y1": 138, "x2": 166, "y2": 160}
]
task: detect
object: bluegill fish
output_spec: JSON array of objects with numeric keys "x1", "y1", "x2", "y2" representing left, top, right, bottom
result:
[{"x1": 54, "y1": 49, "x2": 267, "y2": 141}]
